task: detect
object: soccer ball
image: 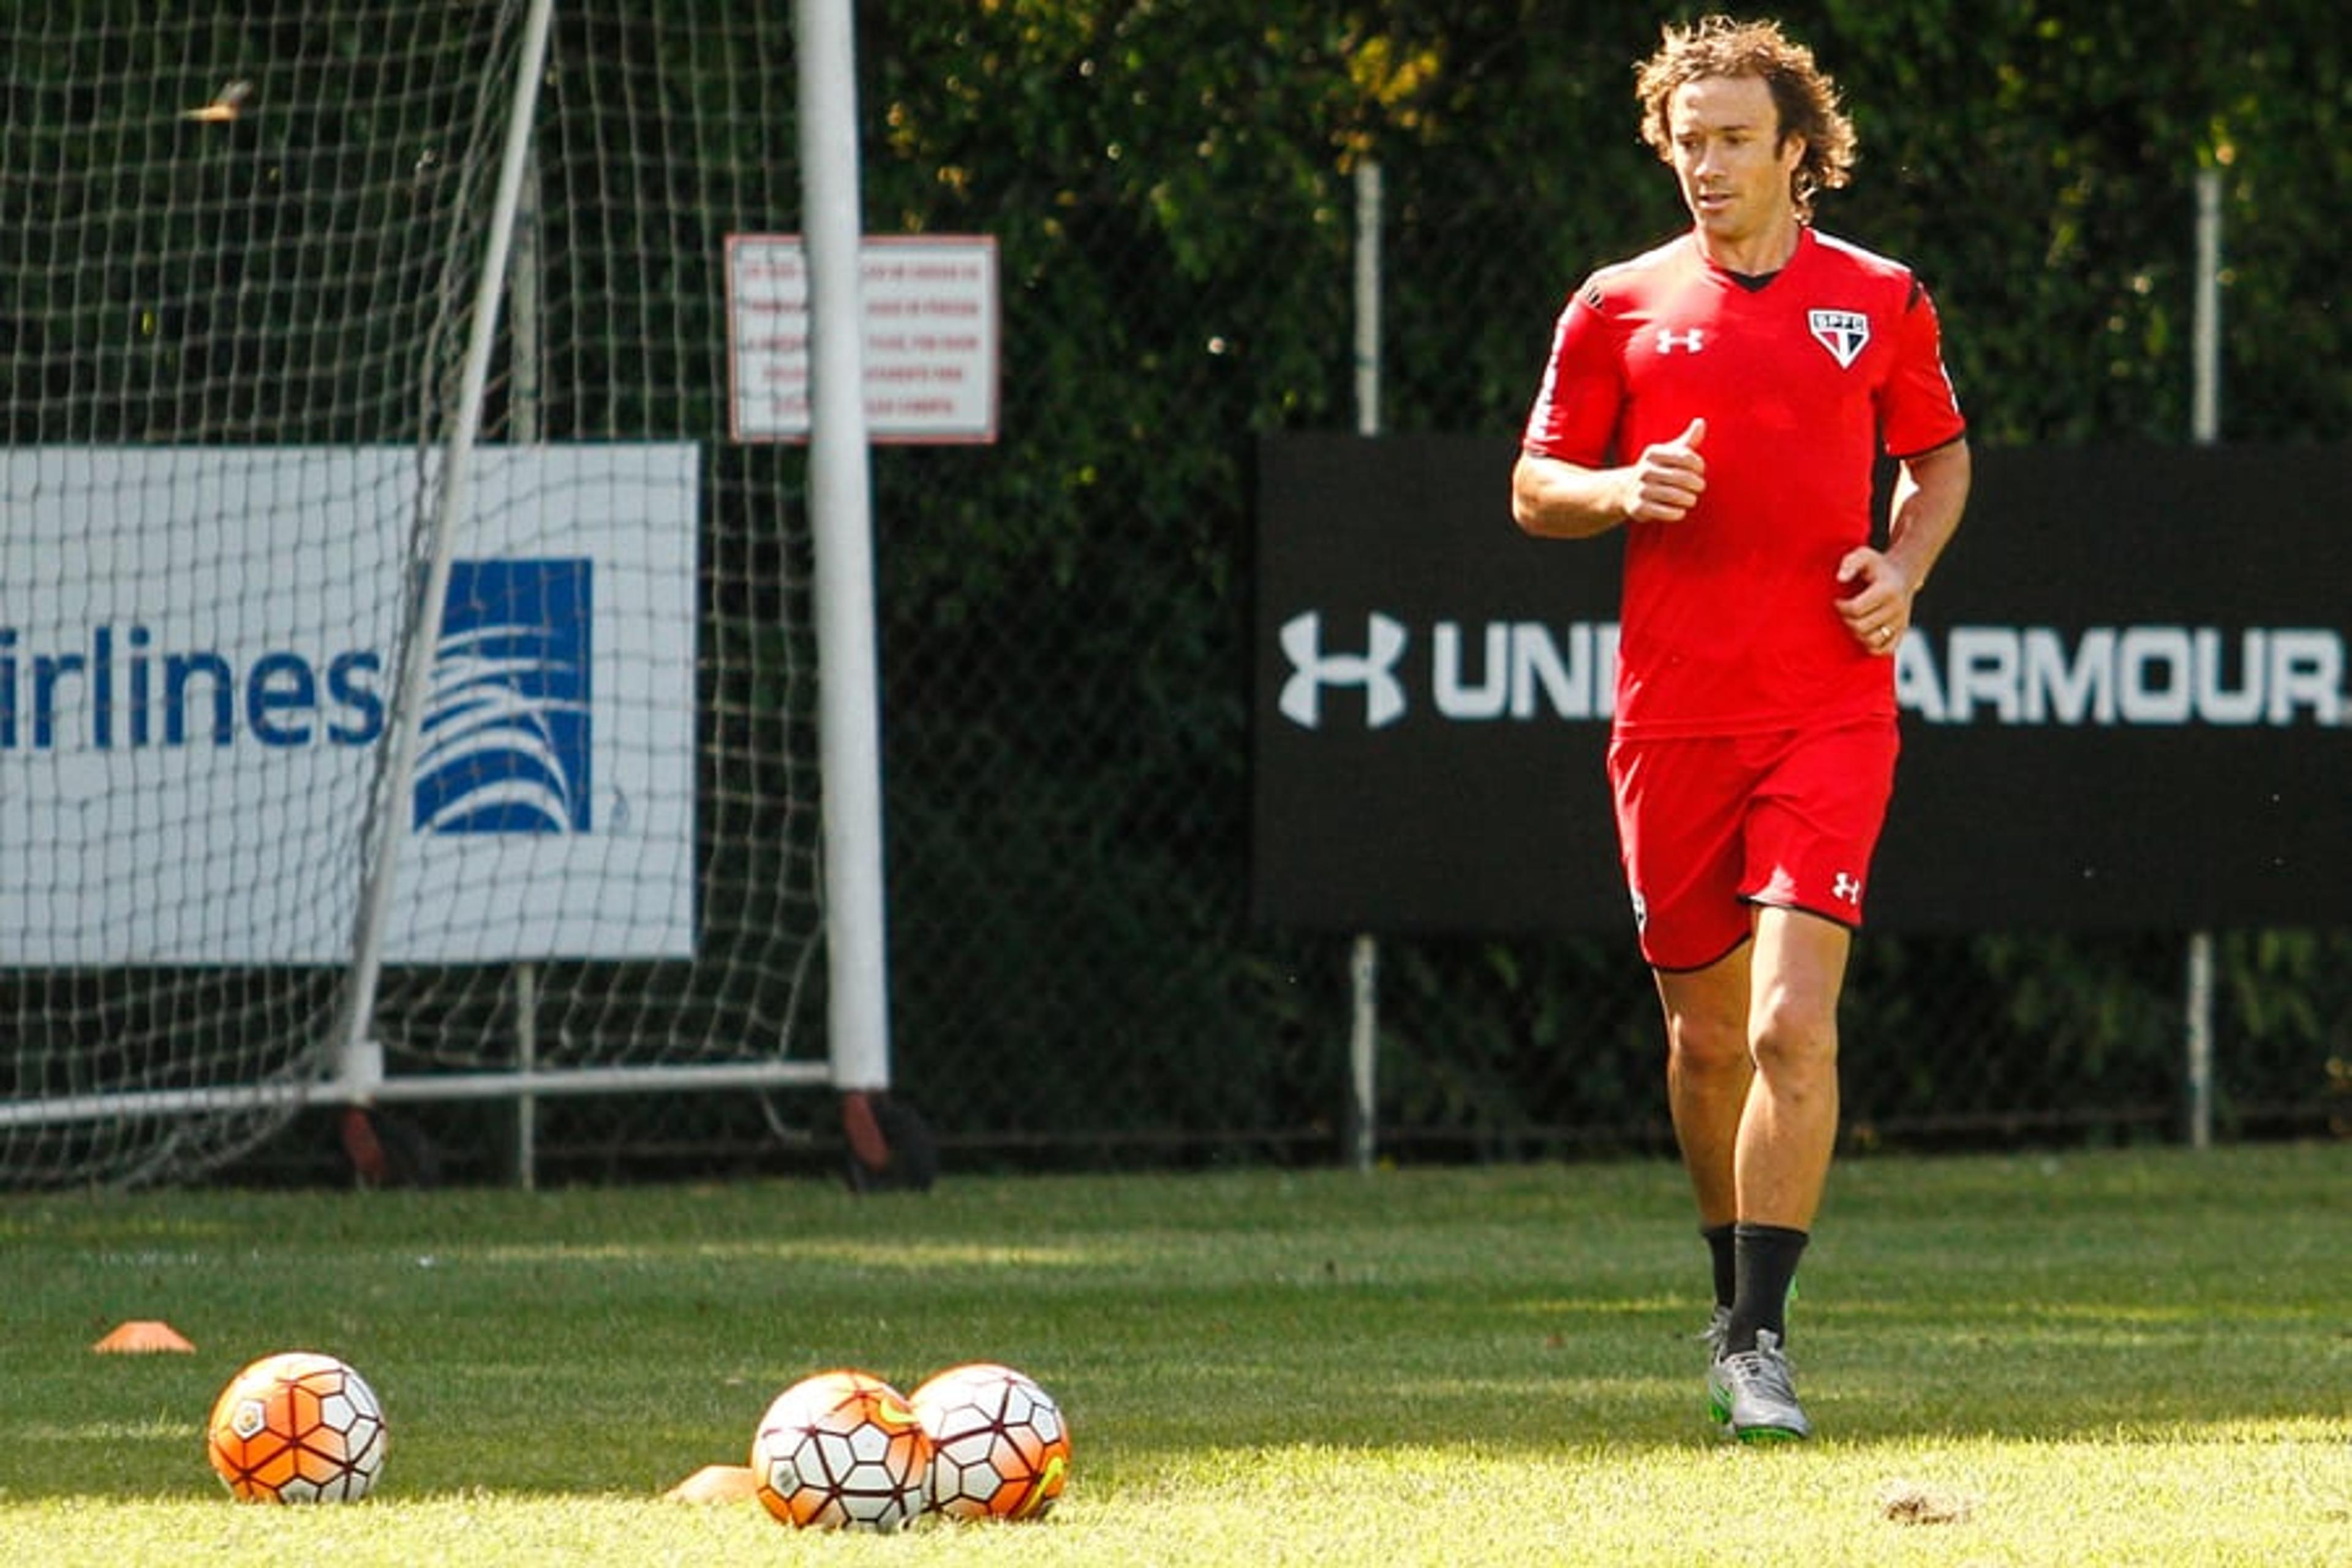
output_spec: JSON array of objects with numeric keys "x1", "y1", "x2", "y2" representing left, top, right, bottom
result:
[
  {"x1": 910, "y1": 1361, "x2": 1071, "y2": 1522},
  {"x1": 206, "y1": 1351, "x2": 387, "y2": 1503},
  {"x1": 750, "y1": 1369, "x2": 932, "y2": 1531}
]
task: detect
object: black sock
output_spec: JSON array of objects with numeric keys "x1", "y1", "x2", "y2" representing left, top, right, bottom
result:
[
  {"x1": 1703, "y1": 1223, "x2": 1737, "y2": 1312},
  {"x1": 1725, "y1": 1223, "x2": 1808, "y2": 1353}
]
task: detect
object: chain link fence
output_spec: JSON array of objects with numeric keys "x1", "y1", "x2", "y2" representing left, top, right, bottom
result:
[
  {"x1": 196, "y1": 2, "x2": 2345, "y2": 1182},
  {"x1": 871, "y1": 9, "x2": 2346, "y2": 1175}
]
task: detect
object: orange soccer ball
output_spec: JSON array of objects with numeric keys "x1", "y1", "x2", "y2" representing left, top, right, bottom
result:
[
  {"x1": 910, "y1": 1361, "x2": 1071, "y2": 1521},
  {"x1": 750, "y1": 1369, "x2": 932, "y2": 1531},
  {"x1": 206, "y1": 1351, "x2": 387, "y2": 1503}
]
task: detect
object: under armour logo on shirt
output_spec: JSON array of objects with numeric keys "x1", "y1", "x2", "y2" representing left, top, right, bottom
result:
[{"x1": 1655, "y1": 327, "x2": 1707, "y2": 354}]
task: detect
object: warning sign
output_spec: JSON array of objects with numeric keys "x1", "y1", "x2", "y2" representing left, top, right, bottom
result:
[{"x1": 726, "y1": 234, "x2": 1000, "y2": 443}]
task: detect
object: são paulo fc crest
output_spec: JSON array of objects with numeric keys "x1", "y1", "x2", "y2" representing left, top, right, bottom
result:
[{"x1": 1809, "y1": 309, "x2": 1869, "y2": 368}]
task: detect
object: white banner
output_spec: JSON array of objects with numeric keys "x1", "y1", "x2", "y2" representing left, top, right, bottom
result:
[
  {"x1": 0, "y1": 446, "x2": 698, "y2": 964},
  {"x1": 726, "y1": 234, "x2": 1000, "y2": 443}
]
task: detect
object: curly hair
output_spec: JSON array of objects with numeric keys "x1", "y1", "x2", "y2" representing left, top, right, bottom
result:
[{"x1": 1634, "y1": 15, "x2": 1858, "y2": 221}]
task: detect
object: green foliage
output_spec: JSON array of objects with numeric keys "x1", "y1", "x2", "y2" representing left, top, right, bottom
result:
[
  {"x1": 826, "y1": 1, "x2": 2348, "y2": 1153},
  {"x1": 9, "y1": 3, "x2": 2343, "y2": 1165}
]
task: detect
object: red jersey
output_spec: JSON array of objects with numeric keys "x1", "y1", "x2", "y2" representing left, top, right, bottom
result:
[{"x1": 1521, "y1": 226, "x2": 1965, "y2": 738}]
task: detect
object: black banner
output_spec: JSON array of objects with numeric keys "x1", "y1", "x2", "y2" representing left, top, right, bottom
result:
[{"x1": 1252, "y1": 435, "x2": 2351, "y2": 934}]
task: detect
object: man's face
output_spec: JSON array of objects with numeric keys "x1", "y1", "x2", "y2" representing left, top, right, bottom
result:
[{"x1": 1667, "y1": 74, "x2": 1804, "y2": 247}]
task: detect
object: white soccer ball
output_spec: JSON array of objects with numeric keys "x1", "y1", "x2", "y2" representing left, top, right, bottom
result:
[
  {"x1": 910, "y1": 1360, "x2": 1071, "y2": 1521},
  {"x1": 751, "y1": 1369, "x2": 932, "y2": 1531},
  {"x1": 205, "y1": 1351, "x2": 387, "y2": 1503}
]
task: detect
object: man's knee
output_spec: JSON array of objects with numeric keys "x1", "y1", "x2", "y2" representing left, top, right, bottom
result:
[
  {"x1": 1748, "y1": 989, "x2": 1838, "y2": 1081},
  {"x1": 1667, "y1": 1008, "x2": 1751, "y2": 1077}
]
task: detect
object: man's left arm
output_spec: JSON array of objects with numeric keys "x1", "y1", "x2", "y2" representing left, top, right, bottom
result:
[
  {"x1": 1835, "y1": 438, "x2": 1972, "y2": 652},
  {"x1": 1886, "y1": 438, "x2": 1972, "y2": 594}
]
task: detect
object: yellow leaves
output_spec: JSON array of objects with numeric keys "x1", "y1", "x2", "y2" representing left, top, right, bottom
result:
[
  {"x1": 1332, "y1": 29, "x2": 1444, "y2": 166},
  {"x1": 1348, "y1": 32, "x2": 1441, "y2": 128}
]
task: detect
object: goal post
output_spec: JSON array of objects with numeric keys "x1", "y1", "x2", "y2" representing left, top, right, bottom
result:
[
  {"x1": 791, "y1": 0, "x2": 894, "y2": 1102},
  {"x1": 333, "y1": 0, "x2": 560, "y2": 1101},
  {"x1": 0, "y1": 2, "x2": 881, "y2": 1186}
]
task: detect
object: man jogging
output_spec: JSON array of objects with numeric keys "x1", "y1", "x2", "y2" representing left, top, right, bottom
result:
[{"x1": 1512, "y1": 14, "x2": 1971, "y2": 1441}]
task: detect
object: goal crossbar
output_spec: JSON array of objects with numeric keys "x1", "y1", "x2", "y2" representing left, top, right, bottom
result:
[{"x1": 0, "y1": 1058, "x2": 831, "y2": 1131}]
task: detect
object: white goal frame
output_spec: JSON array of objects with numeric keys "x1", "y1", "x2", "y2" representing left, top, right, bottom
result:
[{"x1": 0, "y1": 0, "x2": 898, "y2": 1186}]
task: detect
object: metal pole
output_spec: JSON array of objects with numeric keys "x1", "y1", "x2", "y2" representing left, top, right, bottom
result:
[
  {"x1": 508, "y1": 145, "x2": 545, "y2": 1190},
  {"x1": 1347, "y1": 159, "x2": 1383, "y2": 1173},
  {"x1": 2192, "y1": 169, "x2": 2222, "y2": 447},
  {"x1": 1354, "y1": 160, "x2": 1382, "y2": 439},
  {"x1": 336, "y1": 0, "x2": 558, "y2": 1093},
  {"x1": 794, "y1": 0, "x2": 894, "y2": 1093},
  {"x1": 2185, "y1": 167, "x2": 2222, "y2": 1150}
]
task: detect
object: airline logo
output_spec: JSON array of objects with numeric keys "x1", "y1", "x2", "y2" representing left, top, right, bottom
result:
[
  {"x1": 2, "y1": 560, "x2": 600, "y2": 837},
  {"x1": 416, "y1": 559, "x2": 593, "y2": 834},
  {"x1": 0, "y1": 442, "x2": 698, "y2": 965}
]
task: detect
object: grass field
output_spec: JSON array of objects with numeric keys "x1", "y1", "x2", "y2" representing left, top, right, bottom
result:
[{"x1": 2, "y1": 1143, "x2": 2345, "y2": 1565}]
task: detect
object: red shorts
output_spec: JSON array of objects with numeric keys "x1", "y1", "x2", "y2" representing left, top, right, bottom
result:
[{"x1": 1607, "y1": 720, "x2": 1899, "y2": 971}]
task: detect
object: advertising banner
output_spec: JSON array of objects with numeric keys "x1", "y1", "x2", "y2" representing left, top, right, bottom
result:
[
  {"x1": 0, "y1": 445, "x2": 699, "y2": 964},
  {"x1": 1254, "y1": 435, "x2": 2350, "y2": 934}
]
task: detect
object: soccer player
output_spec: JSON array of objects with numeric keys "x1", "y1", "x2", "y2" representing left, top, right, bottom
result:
[{"x1": 1510, "y1": 16, "x2": 1970, "y2": 1441}]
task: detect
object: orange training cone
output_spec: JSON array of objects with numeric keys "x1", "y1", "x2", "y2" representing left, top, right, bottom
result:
[
  {"x1": 663, "y1": 1464, "x2": 760, "y2": 1503},
  {"x1": 92, "y1": 1320, "x2": 196, "y2": 1354}
]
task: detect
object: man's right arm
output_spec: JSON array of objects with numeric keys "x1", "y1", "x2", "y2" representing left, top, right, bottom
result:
[
  {"x1": 1511, "y1": 416, "x2": 1709, "y2": 538},
  {"x1": 1510, "y1": 451, "x2": 1639, "y2": 538}
]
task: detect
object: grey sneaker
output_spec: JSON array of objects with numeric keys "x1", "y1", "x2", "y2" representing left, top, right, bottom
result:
[
  {"x1": 1717, "y1": 1328, "x2": 1812, "y2": 1442},
  {"x1": 1702, "y1": 1306, "x2": 1733, "y2": 1428}
]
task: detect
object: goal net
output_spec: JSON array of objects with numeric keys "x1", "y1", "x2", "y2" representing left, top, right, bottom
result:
[{"x1": 0, "y1": 3, "x2": 832, "y2": 1185}]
